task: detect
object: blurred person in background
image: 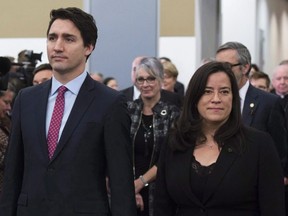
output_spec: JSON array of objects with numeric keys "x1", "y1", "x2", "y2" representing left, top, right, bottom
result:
[
  {"x1": 103, "y1": 77, "x2": 119, "y2": 90},
  {"x1": 128, "y1": 57, "x2": 180, "y2": 216},
  {"x1": 216, "y1": 41, "x2": 287, "y2": 170},
  {"x1": 159, "y1": 57, "x2": 185, "y2": 96},
  {"x1": 249, "y1": 63, "x2": 260, "y2": 77},
  {"x1": 121, "y1": 56, "x2": 145, "y2": 101},
  {"x1": 271, "y1": 61, "x2": 288, "y2": 98},
  {"x1": 0, "y1": 86, "x2": 15, "y2": 195},
  {"x1": 122, "y1": 56, "x2": 182, "y2": 108},
  {"x1": 271, "y1": 61, "x2": 288, "y2": 214},
  {"x1": 249, "y1": 71, "x2": 271, "y2": 92},
  {"x1": 89, "y1": 72, "x2": 103, "y2": 83},
  {"x1": 161, "y1": 61, "x2": 183, "y2": 97},
  {"x1": 32, "y1": 63, "x2": 53, "y2": 85}
]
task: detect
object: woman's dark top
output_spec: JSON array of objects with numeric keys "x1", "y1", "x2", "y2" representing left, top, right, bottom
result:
[
  {"x1": 190, "y1": 155, "x2": 216, "y2": 202},
  {"x1": 135, "y1": 114, "x2": 153, "y2": 216}
]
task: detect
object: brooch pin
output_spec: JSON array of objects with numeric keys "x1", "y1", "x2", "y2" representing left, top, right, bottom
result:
[
  {"x1": 250, "y1": 103, "x2": 255, "y2": 115},
  {"x1": 161, "y1": 110, "x2": 167, "y2": 116}
]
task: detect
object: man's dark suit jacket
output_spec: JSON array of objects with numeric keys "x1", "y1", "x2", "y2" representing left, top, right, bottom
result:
[
  {"x1": 121, "y1": 86, "x2": 183, "y2": 109},
  {"x1": 0, "y1": 75, "x2": 137, "y2": 216},
  {"x1": 270, "y1": 89, "x2": 288, "y2": 175},
  {"x1": 242, "y1": 84, "x2": 287, "y2": 166},
  {"x1": 174, "y1": 81, "x2": 185, "y2": 97},
  {"x1": 154, "y1": 127, "x2": 285, "y2": 215}
]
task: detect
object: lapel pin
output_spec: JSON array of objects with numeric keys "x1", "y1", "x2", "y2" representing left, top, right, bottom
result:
[
  {"x1": 161, "y1": 110, "x2": 167, "y2": 116},
  {"x1": 250, "y1": 103, "x2": 255, "y2": 115}
]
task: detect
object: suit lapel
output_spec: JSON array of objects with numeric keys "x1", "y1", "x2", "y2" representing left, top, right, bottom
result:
[
  {"x1": 49, "y1": 76, "x2": 95, "y2": 162},
  {"x1": 202, "y1": 142, "x2": 238, "y2": 203},
  {"x1": 128, "y1": 87, "x2": 134, "y2": 101},
  {"x1": 174, "y1": 148, "x2": 204, "y2": 206},
  {"x1": 36, "y1": 81, "x2": 52, "y2": 162},
  {"x1": 242, "y1": 85, "x2": 259, "y2": 126}
]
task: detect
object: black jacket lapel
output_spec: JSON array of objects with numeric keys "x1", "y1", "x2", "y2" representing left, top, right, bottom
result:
[
  {"x1": 202, "y1": 142, "x2": 238, "y2": 203},
  {"x1": 242, "y1": 85, "x2": 259, "y2": 126}
]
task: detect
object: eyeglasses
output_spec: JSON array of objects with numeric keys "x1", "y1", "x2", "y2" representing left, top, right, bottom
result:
[
  {"x1": 136, "y1": 76, "x2": 156, "y2": 85},
  {"x1": 229, "y1": 63, "x2": 242, "y2": 68}
]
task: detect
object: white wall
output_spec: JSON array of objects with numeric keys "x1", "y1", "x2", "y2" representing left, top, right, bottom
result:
[
  {"x1": 0, "y1": 38, "x2": 48, "y2": 65},
  {"x1": 159, "y1": 37, "x2": 196, "y2": 91},
  {"x1": 266, "y1": 0, "x2": 288, "y2": 75},
  {"x1": 221, "y1": 0, "x2": 257, "y2": 62},
  {"x1": 220, "y1": 0, "x2": 288, "y2": 77}
]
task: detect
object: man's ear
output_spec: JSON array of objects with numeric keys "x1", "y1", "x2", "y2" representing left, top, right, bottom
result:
[{"x1": 85, "y1": 44, "x2": 94, "y2": 57}]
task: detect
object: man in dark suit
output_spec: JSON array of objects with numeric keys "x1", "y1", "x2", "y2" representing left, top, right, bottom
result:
[
  {"x1": 271, "y1": 61, "x2": 288, "y2": 215},
  {"x1": 216, "y1": 41, "x2": 287, "y2": 168},
  {"x1": 271, "y1": 61, "x2": 288, "y2": 131},
  {"x1": 0, "y1": 7, "x2": 137, "y2": 216},
  {"x1": 121, "y1": 56, "x2": 183, "y2": 108}
]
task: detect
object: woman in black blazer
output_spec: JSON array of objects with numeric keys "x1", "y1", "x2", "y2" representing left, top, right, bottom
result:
[{"x1": 154, "y1": 62, "x2": 285, "y2": 216}]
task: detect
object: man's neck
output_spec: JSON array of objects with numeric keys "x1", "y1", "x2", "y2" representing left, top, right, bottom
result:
[
  {"x1": 238, "y1": 77, "x2": 248, "y2": 90},
  {"x1": 275, "y1": 91, "x2": 287, "y2": 98}
]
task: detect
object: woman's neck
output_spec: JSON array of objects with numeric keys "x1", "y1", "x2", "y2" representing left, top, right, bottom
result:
[
  {"x1": 141, "y1": 93, "x2": 161, "y2": 115},
  {"x1": 202, "y1": 124, "x2": 220, "y2": 140}
]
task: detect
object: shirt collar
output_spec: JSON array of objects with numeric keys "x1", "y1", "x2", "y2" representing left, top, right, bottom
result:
[
  {"x1": 239, "y1": 80, "x2": 249, "y2": 101},
  {"x1": 133, "y1": 85, "x2": 141, "y2": 100},
  {"x1": 50, "y1": 71, "x2": 88, "y2": 96}
]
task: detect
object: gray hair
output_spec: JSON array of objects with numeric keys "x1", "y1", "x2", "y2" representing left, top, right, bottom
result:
[
  {"x1": 136, "y1": 57, "x2": 164, "y2": 81},
  {"x1": 216, "y1": 41, "x2": 251, "y2": 67}
]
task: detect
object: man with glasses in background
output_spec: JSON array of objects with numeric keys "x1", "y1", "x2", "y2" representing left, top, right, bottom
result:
[{"x1": 216, "y1": 42, "x2": 287, "y2": 177}]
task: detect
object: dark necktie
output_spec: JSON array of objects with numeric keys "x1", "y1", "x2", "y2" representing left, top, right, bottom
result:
[{"x1": 47, "y1": 86, "x2": 67, "y2": 159}]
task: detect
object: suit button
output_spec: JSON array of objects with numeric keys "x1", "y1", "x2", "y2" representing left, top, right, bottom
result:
[{"x1": 227, "y1": 147, "x2": 233, "y2": 152}]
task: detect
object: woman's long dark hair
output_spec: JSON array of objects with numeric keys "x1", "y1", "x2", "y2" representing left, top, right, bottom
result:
[{"x1": 169, "y1": 61, "x2": 244, "y2": 151}]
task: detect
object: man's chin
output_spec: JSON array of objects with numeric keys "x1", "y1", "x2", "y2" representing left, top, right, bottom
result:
[{"x1": 52, "y1": 65, "x2": 68, "y2": 74}]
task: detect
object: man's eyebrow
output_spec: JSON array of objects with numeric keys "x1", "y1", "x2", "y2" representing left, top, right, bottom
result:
[
  {"x1": 62, "y1": 33, "x2": 76, "y2": 38},
  {"x1": 47, "y1": 33, "x2": 57, "y2": 37},
  {"x1": 47, "y1": 33, "x2": 76, "y2": 38}
]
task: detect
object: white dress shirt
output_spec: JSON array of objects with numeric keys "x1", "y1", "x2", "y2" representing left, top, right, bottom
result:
[
  {"x1": 46, "y1": 71, "x2": 87, "y2": 140},
  {"x1": 239, "y1": 81, "x2": 249, "y2": 113}
]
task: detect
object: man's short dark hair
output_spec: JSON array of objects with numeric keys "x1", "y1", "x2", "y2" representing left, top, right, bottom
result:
[
  {"x1": 33, "y1": 63, "x2": 52, "y2": 75},
  {"x1": 250, "y1": 71, "x2": 270, "y2": 88},
  {"x1": 46, "y1": 7, "x2": 98, "y2": 54}
]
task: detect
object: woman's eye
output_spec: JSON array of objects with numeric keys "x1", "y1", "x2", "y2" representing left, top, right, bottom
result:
[
  {"x1": 204, "y1": 89, "x2": 213, "y2": 94},
  {"x1": 220, "y1": 90, "x2": 230, "y2": 95}
]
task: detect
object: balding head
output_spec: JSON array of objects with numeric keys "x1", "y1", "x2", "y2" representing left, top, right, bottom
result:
[
  {"x1": 131, "y1": 56, "x2": 146, "y2": 84},
  {"x1": 272, "y1": 64, "x2": 288, "y2": 96}
]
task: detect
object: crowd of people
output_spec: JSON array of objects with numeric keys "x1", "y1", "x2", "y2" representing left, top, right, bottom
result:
[{"x1": 0, "y1": 6, "x2": 287, "y2": 216}]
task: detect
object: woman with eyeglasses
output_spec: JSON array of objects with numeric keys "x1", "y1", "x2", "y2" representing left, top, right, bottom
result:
[{"x1": 127, "y1": 57, "x2": 180, "y2": 216}]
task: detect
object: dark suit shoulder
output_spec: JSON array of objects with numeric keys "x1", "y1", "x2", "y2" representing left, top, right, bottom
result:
[
  {"x1": 120, "y1": 86, "x2": 134, "y2": 102},
  {"x1": 242, "y1": 125, "x2": 272, "y2": 140},
  {"x1": 246, "y1": 85, "x2": 283, "y2": 112},
  {"x1": 241, "y1": 126, "x2": 281, "y2": 154},
  {"x1": 248, "y1": 85, "x2": 279, "y2": 101},
  {"x1": 16, "y1": 80, "x2": 50, "y2": 99},
  {"x1": 160, "y1": 89, "x2": 183, "y2": 108},
  {"x1": 121, "y1": 86, "x2": 133, "y2": 94}
]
